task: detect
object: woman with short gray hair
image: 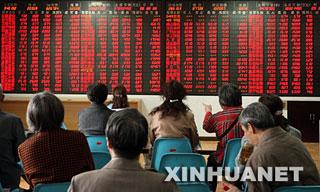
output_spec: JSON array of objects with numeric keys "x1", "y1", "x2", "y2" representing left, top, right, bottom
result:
[{"x1": 18, "y1": 92, "x2": 94, "y2": 188}]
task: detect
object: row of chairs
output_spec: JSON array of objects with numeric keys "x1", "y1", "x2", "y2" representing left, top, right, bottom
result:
[
  {"x1": 13, "y1": 136, "x2": 319, "y2": 192},
  {"x1": 86, "y1": 136, "x2": 210, "y2": 191},
  {"x1": 86, "y1": 136, "x2": 211, "y2": 191},
  {"x1": 148, "y1": 137, "x2": 320, "y2": 192}
]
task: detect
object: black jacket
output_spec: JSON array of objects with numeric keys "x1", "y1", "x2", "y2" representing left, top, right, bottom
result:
[
  {"x1": 78, "y1": 103, "x2": 114, "y2": 135},
  {"x1": 0, "y1": 111, "x2": 26, "y2": 189}
]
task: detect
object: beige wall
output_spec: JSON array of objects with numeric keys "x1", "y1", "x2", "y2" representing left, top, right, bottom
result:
[
  {"x1": 2, "y1": 95, "x2": 140, "y2": 130},
  {"x1": 3, "y1": 94, "x2": 320, "y2": 136}
]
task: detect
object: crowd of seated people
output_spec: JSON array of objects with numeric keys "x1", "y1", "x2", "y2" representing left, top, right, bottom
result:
[{"x1": 0, "y1": 82, "x2": 319, "y2": 192}]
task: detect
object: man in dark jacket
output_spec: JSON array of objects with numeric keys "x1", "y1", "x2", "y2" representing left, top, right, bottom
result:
[
  {"x1": 0, "y1": 84, "x2": 26, "y2": 189},
  {"x1": 78, "y1": 83, "x2": 113, "y2": 135}
]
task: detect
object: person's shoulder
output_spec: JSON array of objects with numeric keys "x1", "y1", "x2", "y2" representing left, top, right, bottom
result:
[
  {"x1": 211, "y1": 110, "x2": 225, "y2": 118},
  {"x1": 144, "y1": 169, "x2": 167, "y2": 178},
  {"x1": 142, "y1": 170, "x2": 177, "y2": 189},
  {"x1": 0, "y1": 111, "x2": 22, "y2": 122},
  {"x1": 92, "y1": 104, "x2": 113, "y2": 114},
  {"x1": 222, "y1": 107, "x2": 242, "y2": 114},
  {"x1": 63, "y1": 129, "x2": 86, "y2": 139},
  {"x1": 78, "y1": 107, "x2": 90, "y2": 116},
  {"x1": 54, "y1": 130, "x2": 89, "y2": 149},
  {"x1": 18, "y1": 132, "x2": 39, "y2": 151},
  {"x1": 70, "y1": 169, "x2": 105, "y2": 189},
  {"x1": 286, "y1": 125, "x2": 302, "y2": 139},
  {"x1": 73, "y1": 169, "x2": 102, "y2": 180},
  {"x1": 142, "y1": 170, "x2": 172, "y2": 183},
  {"x1": 249, "y1": 136, "x2": 287, "y2": 165},
  {"x1": 253, "y1": 139, "x2": 277, "y2": 157}
]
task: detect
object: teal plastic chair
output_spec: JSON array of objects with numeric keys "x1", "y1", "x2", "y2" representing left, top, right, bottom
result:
[
  {"x1": 33, "y1": 182, "x2": 70, "y2": 192},
  {"x1": 178, "y1": 183, "x2": 211, "y2": 192},
  {"x1": 158, "y1": 153, "x2": 206, "y2": 182},
  {"x1": 92, "y1": 151, "x2": 111, "y2": 169},
  {"x1": 151, "y1": 137, "x2": 192, "y2": 170},
  {"x1": 274, "y1": 185, "x2": 320, "y2": 192},
  {"x1": 86, "y1": 135, "x2": 108, "y2": 152},
  {"x1": 222, "y1": 138, "x2": 242, "y2": 173},
  {"x1": 0, "y1": 183, "x2": 3, "y2": 192}
]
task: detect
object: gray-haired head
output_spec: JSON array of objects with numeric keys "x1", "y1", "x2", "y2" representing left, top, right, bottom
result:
[
  {"x1": 27, "y1": 92, "x2": 64, "y2": 132},
  {"x1": 239, "y1": 102, "x2": 275, "y2": 131}
]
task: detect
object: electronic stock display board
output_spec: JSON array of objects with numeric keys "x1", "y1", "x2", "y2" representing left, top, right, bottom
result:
[{"x1": 1, "y1": 1, "x2": 319, "y2": 95}]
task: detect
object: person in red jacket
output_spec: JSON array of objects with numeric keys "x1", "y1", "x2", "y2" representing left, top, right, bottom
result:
[{"x1": 202, "y1": 83, "x2": 244, "y2": 191}]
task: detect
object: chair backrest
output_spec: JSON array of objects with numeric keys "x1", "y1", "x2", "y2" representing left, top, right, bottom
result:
[
  {"x1": 158, "y1": 153, "x2": 206, "y2": 181},
  {"x1": 177, "y1": 183, "x2": 211, "y2": 192},
  {"x1": 92, "y1": 151, "x2": 111, "y2": 169},
  {"x1": 86, "y1": 135, "x2": 108, "y2": 152},
  {"x1": 274, "y1": 185, "x2": 320, "y2": 192},
  {"x1": 0, "y1": 183, "x2": 3, "y2": 192},
  {"x1": 151, "y1": 137, "x2": 192, "y2": 170},
  {"x1": 33, "y1": 182, "x2": 70, "y2": 192},
  {"x1": 222, "y1": 138, "x2": 242, "y2": 172}
]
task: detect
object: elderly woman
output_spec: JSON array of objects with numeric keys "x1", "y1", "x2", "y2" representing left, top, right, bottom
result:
[
  {"x1": 18, "y1": 92, "x2": 94, "y2": 188},
  {"x1": 149, "y1": 80, "x2": 199, "y2": 149}
]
